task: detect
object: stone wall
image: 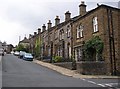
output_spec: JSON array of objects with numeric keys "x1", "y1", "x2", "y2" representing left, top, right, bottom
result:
[
  {"x1": 54, "y1": 62, "x2": 73, "y2": 70},
  {"x1": 76, "y1": 61, "x2": 108, "y2": 75}
]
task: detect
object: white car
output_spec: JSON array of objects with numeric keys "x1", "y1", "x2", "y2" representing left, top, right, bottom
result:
[
  {"x1": 19, "y1": 51, "x2": 26, "y2": 59},
  {"x1": 14, "y1": 51, "x2": 20, "y2": 56},
  {"x1": 23, "y1": 53, "x2": 33, "y2": 61},
  {"x1": 11, "y1": 51, "x2": 14, "y2": 54}
]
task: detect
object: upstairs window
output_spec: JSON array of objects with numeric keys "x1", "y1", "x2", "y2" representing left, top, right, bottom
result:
[
  {"x1": 55, "y1": 31, "x2": 58, "y2": 39},
  {"x1": 80, "y1": 25, "x2": 83, "y2": 38},
  {"x1": 59, "y1": 29, "x2": 64, "y2": 40},
  {"x1": 67, "y1": 26, "x2": 70, "y2": 38},
  {"x1": 93, "y1": 17, "x2": 98, "y2": 32},
  {"x1": 59, "y1": 31, "x2": 62, "y2": 40},
  {"x1": 77, "y1": 26, "x2": 80, "y2": 38},
  {"x1": 61, "y1": 30, "x2": 64, "y2": 40},
  {"x1": 77, "y1": 25, "x2": 84, "y2": 38}
]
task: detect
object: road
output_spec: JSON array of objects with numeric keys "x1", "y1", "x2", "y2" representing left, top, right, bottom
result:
[{"x1": 1, "y1": 54, "x2": 119, "y2": 88}]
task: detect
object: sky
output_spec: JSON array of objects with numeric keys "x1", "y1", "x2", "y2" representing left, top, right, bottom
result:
[{"x1": 0, "y1": 0, "x2": 119, "y2": 46}]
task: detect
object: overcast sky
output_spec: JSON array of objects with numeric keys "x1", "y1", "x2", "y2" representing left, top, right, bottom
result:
[{"x1": 0, "y1": 0, "x2": 119, "y2": 46}]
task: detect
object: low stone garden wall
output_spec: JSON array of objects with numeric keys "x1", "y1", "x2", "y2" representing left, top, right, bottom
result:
[
  {"x1": 76, "y1": 61, "x2": 108, "y2": 75},
  {"x1": 54, "y1": 62, "x2": 73, "y2": 70}
]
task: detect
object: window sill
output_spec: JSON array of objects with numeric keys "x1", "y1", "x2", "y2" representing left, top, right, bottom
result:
[
  {"x1": 76, "y1": 37, "x2": 84, "y2": 40},
  {"x1": 93, "y1": 30, "x2": 99, "y2": 34}
]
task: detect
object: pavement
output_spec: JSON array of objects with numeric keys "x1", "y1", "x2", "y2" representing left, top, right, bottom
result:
[
  {"x1": 0, "y1": 56, "x2": 2, "y2": 88},
  {"x1": 33, "y1": 59, "x2": 119, "y2": 79}
]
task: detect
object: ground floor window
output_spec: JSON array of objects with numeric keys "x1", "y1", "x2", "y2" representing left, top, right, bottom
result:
[
  {"x1": 75, "y1": 46, "x2": 83, "y2": 61},
  {"x1": 67, "y1": 44, "x2": 71, "y2": 59},
  {"x1": 48, "y1": 47, "x2": 51, "y2": 56}
]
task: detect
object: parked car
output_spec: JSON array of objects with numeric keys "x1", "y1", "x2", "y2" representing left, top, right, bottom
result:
[
  {"x1": 23, "y1": 53, "x2": 33, "y2": 61},
  {"x1": 19, "y1": 51, "x2": 26, "y2": 59},
  {"x1": 0, "y1": 48, "x2": 4, "y2": 56},
  {"x1": 14, "y1": 51, "x2": 20, "y2": 56},
  {"x1": 41, "y1": 56, "x2": 52, "y2": 63},
  {"x1": 11, "y1": 51, "x2": 14, "y2": 54}
]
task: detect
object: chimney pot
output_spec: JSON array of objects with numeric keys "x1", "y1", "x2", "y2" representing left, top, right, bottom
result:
[
  {"x1": 42, "y1": 24, "x2": 46, "y2": 32},
  {"x1": 79, "y1": 1, "x2": 86, "y2": 16},
  {"x1": 34, "y1": 32, "x2": 37, "y2": 35},
  {"x1": 29, "y1": 34, "x2": 32, "y2": 38},
  {"x1": 55, "y1": 16, "x2": 60, "y2": 26},
  {"x1": 38, "y1": 28, "x2": 41, "y2": 34},
  {"x1": 47, "y1": 20, "x2": 52, "y2": 29},
  {"x1": 65, "y1": 11, "x2": 71, "y2": 21},
  {"x1": 81, "y1": 1, "x2": 85, "y2": 4}
]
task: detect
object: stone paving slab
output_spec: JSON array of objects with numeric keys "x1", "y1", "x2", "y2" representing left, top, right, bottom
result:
[{"x1": 33, "y1": 60, "x2": 119, "y2": 79}]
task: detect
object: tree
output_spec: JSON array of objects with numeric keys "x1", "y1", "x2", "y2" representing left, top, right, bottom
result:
[
  {"x1": 16, "y1": 44, "x2": 29, "y2": 52},
  {"x1": 34, "y1": 37, "x2": 41, "y2": 57},
  {"x1": 83, "y1": 36, "x2": 104, "y2": 61}
]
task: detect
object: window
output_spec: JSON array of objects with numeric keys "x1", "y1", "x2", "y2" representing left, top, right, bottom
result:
[
  {"x1": 67, "y1": 26, "x2": 70, "y2": 37},
  {"x1": 59, "y1": 29, "x2": 64, "y2": 40},
  {"x1": 67, "y1": 44, "x2": 71, "y2": 58},
  {"x1": 77, "y1": 25, "x2": 84, "y2": 38},
  {"x1": 93, "y1": 17, "x2": 98, "y2": 32},
  {"x1": 55, "y1": 31, "x2": 58, "y2": 39},
  {"x1": 80, "y1": 25, "x2": 83, "y2": 37},
  {"x1": 48, "y1": 47, "x2": 50, "y2": 56},
  {"x1": 62, "y1": 30, "x2": 64, "y2": 40},
  {"x1": 75, "y1": 46, "x2": 83, "y2": 61},
  {"x1": 77, "y1": 27, "x2": 80, "y2": 38},
  {"x1": 59, "y1": 31, "x2": 62, "y2": 40}
]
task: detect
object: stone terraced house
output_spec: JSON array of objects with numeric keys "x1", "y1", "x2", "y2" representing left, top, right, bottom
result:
[{"x1": 26, "y1": 1, "x2": 120, "y2": 75}]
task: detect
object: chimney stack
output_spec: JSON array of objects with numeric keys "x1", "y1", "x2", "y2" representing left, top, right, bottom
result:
[
  {"x1": 47, "y1": 20, "x2": 52, "y2": 29},
  {"x1": 29, "y1": 34, "x2": 32, "y2": 38},
  {"x1": 34, "y1": 32, "x2": 37, "y2": 36},
  {"x1": 79, "y1": 1, "x2": 86, "y2": 16},
  {"x1": 42, "y1": 24, "x2": 46, "y2": 32},
  {"x1": 65, "y1": 11, "x2": 71, "y2": 21},
  {"x1": 55, "y1": 16, "x2": 60, "y2": 26},
  {"x1": 38, "y1": 28, "x2": 41, "y2": 34}
]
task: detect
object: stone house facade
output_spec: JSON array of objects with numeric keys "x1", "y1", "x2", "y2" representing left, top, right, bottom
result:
[
  {"x1": 27, "y1": 1, "x2": 120, "y2": 75},
  {"x1": 19, "y1": 37, "x2": 30, "y2": 48},
  {"x1": 72, "y1": 2, "x2": 120, "y2": 75}
]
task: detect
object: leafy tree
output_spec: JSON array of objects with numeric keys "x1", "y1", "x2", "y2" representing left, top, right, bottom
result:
[
  {"x1": 34, "y1": 37, "x2": 41, "y2": 57},
  {"x1": 16, "y1": 44, "x2": 29, "y2": 52},
  {"x1": 83, "y1": 36, "x2": 104, "y2": 61}
]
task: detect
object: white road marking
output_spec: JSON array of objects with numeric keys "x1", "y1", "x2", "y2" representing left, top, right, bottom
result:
[
  {"x1": 80, "y1": 78, "x2": 119, "y2": 88},
  {"x1": 97, "y1": 84, "x2": 106, "y2": 87},
  {"x1": 80, "y1": 78, "x2": 104, "y2": 87},
  {"x1": 81, "y1": 78, "x2": 86, "y2": 81},
  {"x1": 87, "y1": 80, "x2": 97, "y2": 84},
  {"x1": 105, "y1": 84, "x2": 112, "y2": 87},
  {"x1": 98, "y1": 83, "x2": 119, "y2": 88}
]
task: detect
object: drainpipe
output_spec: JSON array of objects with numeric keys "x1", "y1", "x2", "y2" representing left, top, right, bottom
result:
[
  {"x1": 107, "y1": 8, "x2": 113, "y2": 75},
  {"x1": 110, "y1": 9, "x2": 116, "y2": 75},
  {"x1": 107, "y1": 8, "x2": 116, "y2": 75}
]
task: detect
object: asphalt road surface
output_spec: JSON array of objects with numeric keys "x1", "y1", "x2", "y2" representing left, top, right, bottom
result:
[{"x1": 1, "y1": 54, "x2": 120, "y2": 88}]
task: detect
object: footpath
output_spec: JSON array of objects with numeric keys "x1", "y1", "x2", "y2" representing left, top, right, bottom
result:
[
  {"x1": 33, "y1": 59, "x2": 119, "y2": 79},
  {"x1": 0, "y1": 56, "x2": 2, "y2": 88}
]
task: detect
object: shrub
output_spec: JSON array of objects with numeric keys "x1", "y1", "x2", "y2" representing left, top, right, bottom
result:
[{"x1": 53, "y1": 56, "x2": 63, "y2": 63}]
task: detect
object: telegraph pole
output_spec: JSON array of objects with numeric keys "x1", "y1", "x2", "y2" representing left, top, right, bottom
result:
[{"x1": 19, "y1": 36, "x2": 21, "y2": 43}]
